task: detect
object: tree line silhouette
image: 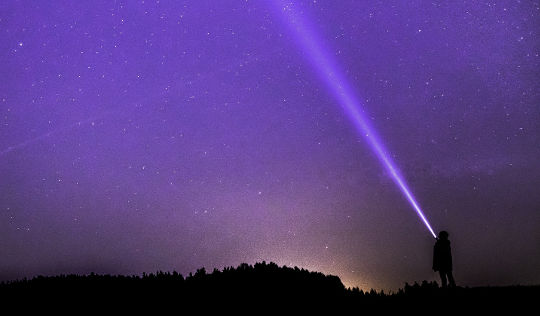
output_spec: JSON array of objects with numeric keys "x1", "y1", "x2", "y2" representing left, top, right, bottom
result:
[{"x1": 1, "y1": 261, "x2": 537, "y2": 312}]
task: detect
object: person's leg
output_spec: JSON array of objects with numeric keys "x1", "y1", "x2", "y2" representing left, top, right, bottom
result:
[
  {"x1": 439, "y1": 271, "x2": 448, "y2": 288},
  {"x1": 447, "y1": 271, "x2": 456, "y2": 287}
]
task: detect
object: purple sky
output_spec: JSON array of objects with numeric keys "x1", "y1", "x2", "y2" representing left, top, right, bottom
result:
[{"x1": 1, "y1": 0, "x2": 539, "y2": 291}]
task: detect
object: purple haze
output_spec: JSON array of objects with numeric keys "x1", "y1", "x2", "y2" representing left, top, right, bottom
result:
[{"x1": 1, "y1": 1, "x2": 539, "y2": 291}]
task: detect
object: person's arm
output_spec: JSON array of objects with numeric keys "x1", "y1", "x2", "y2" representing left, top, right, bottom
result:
[{"x1": 432, "y1": 244, "x2": 438, "y2": 271}]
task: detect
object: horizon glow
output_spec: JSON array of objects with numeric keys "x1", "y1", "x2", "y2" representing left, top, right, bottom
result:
[{"x1": 275, "y1": 1, "x2": 437, "y2": 238}]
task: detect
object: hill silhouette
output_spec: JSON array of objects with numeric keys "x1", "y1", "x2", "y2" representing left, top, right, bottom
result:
[{"x1": 1, "y1": 261, "x2": 538, "y2": 312}]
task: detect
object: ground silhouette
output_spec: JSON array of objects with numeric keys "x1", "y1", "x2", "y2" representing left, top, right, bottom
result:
[{"x1": 1, "y1": 261, "x2": 537, "y2": 312}]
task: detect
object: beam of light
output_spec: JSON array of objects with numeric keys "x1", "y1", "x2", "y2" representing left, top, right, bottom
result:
[{"x1": 273, "y1": 1, "x2": 437, "y2": 238}]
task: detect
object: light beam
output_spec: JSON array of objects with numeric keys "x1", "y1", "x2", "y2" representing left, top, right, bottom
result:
[{"x1": 274, "y1": 1, "x2": 437, "y2": 238}]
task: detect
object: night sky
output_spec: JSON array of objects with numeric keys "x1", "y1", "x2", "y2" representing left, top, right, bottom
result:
[{"x1": 1, "y1": 0, "x2": 539, "y2": 291}]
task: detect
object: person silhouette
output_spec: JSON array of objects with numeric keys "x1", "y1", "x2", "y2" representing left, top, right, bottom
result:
[{"x1": 433, "y1": 231, "x2": 456, "y2": 288}]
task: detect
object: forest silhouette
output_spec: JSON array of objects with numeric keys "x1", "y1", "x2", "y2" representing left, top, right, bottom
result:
[{"x1": 1, "y1": 261, "x2": 537, "y2": 312}]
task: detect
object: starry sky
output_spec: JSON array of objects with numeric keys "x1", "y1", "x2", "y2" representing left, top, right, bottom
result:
[{"x1": 1, "y1": 0, "x2": 539, "y2": 291}]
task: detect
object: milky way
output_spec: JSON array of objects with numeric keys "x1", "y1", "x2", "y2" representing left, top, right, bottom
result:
[{"x1": 1, "y1": 1, "x2": 539, "y2": 290}]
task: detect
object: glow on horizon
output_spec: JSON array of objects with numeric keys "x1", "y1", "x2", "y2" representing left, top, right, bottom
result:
[{"x1": 274, "y1": 1, "x2": 437, "y2": 238}]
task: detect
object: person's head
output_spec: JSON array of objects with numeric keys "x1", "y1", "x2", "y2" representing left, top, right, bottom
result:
[{"x1": 438, "y1": 231, "x2": 449, "y2": 240}]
